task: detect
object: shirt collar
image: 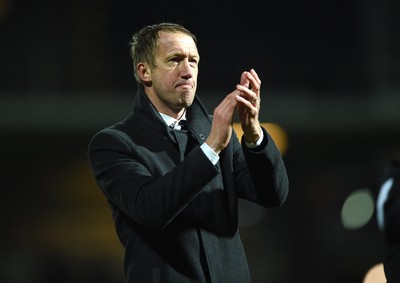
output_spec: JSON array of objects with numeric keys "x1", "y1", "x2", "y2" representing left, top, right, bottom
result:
[{"x1": 159, "y1": 111, "x2": 187, "y2": 128}]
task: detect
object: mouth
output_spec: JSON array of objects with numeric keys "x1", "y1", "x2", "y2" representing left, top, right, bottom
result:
[
  {"x1": 176, "y1": 83, "x2": 193, "y2": 90},
  {"x1": 176, "y1": 80, "x2": 194, "y2": 89}
]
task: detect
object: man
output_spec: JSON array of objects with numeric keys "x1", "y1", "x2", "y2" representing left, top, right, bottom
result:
[
  {"x1": 377, "y1": 159, "x2": 400, "y2": 282},
  {"x1": 88, "y1": 22, "x2": 289, "y2": 283}
]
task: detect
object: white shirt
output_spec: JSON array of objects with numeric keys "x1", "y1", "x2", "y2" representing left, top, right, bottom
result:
[{"x1": 159, "y1": 112, "x2": 263, "y2": 165}]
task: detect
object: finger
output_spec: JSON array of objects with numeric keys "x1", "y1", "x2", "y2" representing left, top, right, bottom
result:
[
  {"x1": 249, "y1": 69, "x2": 261, "y2": 85},
  {"x1": 246, "y1": 73, "x2": 260, "y2": 93},
  {"x1": 235, "y1": 93, "x2": 258, "y2": 109},
  {"x1": 244, "y1": 70, "x2": 261, "y2": 99},
  {"x1": 216, "y1": 92, "x2": 239, "y2": 118},
  {"x1": 236, "y1": 84, "x2": 258, "y2": 103},
  {"x1": 240, "y1": 71, "x2": 250, "y2": 88}
]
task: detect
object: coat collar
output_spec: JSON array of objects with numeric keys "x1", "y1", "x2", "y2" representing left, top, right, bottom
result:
[{"x1": 131, "y1": 87, "x2": 213, "y2": 143}]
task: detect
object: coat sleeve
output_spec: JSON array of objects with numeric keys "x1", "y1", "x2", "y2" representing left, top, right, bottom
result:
[
  {"x1": 87, "y1": 128, "x2": 220, "y2": 231},
  {"x1": 236, "y1": 126, "x2": 289, "y2": 207}
]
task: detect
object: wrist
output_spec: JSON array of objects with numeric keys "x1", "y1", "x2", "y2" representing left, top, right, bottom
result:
[
  {"x1": 244, "y1": 127, "x2": 264, "y2": 148},
  {"x1": 244, "y1": 135, "x2": 260, "y2": 144}
]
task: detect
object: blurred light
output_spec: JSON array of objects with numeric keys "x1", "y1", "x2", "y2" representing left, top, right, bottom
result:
[
  {"x1": 233, "y1": 122, "x2": 288, "y2": 155},
  {"x1": 341, "y1": 188, "x2": 375, "y2": 229},
  {"x1": 363, "y1": 263, "x2": 386, "y2": 283}
]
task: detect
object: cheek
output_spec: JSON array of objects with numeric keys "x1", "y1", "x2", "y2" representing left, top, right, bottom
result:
[{"x1": 152, "y1": 73, "x2": 170, "y2": 88}]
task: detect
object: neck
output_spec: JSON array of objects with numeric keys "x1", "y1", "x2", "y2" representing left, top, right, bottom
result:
[{"x1": 145, "y1": 93, "x2": 186, "y2": 119}]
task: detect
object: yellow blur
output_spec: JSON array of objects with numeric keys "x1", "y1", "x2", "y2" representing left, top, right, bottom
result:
[{"x1": 233, "y1": 122, "x2": 288, "y2": 155}]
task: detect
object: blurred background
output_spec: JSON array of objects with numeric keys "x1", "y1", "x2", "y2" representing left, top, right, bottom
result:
[{"x1": 1, "y1": 0, "x2": 399, "y2": 282}]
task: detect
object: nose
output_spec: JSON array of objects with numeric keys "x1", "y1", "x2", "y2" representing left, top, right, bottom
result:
[{"x1": 180, "y1": 59, "x2": 194, "y2": 79}]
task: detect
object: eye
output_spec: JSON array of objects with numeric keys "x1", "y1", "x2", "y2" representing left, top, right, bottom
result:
[
  {"x1": 189, "y1": 57, "x2": 199, "y2": 68},
  {"x1": 169, "y1": 56, "x2": 183, "y2": 66},
  {"x1": 170, "y1": 57, "x2": 180, "y2": 63}
]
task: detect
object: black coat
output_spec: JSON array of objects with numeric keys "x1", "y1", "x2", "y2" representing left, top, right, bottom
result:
[{"x1": 88, "y1": 88, "x2": 289, "y2": 283}]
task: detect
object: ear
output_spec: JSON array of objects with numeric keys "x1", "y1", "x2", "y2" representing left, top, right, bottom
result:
[{"x1": 137, "y1": 63, "x2": 151, "y2": 82}]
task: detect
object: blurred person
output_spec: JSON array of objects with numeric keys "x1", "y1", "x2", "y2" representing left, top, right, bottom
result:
[
  {"x1": 88, "y1": 22, "x2": 289, "y2": 283},
  {"x1": 376, "y1": 159, "x2": 400, "y2": 282}
]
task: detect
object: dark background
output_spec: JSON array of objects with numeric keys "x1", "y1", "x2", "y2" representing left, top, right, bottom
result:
[{"x1": 1, "y1": 0, "x2": 399, "y2": 282}]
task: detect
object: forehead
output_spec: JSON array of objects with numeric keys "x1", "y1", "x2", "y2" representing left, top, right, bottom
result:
[{"x1": 157, "y1": 31, "x2": 198, "y2": 55}]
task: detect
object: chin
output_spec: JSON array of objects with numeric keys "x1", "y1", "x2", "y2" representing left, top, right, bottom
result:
[{"x1": 181, "y1": 92, "x2": 195, "y2": 104}]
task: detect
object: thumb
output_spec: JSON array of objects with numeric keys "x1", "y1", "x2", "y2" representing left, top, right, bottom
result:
[{"x1": 240, "y1": 71, "x2": 249, "y2": 88}]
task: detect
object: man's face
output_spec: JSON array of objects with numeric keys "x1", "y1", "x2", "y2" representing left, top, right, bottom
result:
[{"x1": 146, "y1": 31, "x2": 199, "y2": 116}]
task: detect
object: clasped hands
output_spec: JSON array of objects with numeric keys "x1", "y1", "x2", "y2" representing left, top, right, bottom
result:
[{"x1": 206, "y1": 69, "x2": 262, "y2": 154}]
